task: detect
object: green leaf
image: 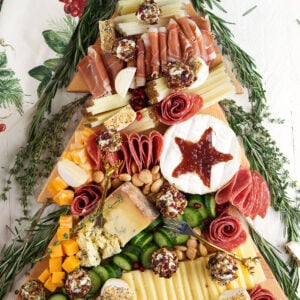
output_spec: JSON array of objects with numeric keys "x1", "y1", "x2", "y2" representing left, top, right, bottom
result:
[
  {"x1": 42, "y1": 30, "x2": 68, "y2": 54},
  {"x1": 28, "y1": 65, "x2": 52, "y2": 81},
  {"x1": 37, "y1": 74, "x2": 52, "y2": 98},
  {"x1": 44, "y1": 58, "x2": 61, "y2": 70},
  {"x1": 0, "y1": 51, "x2": 7, "y2": 68},
  {"x1": 0, "y1": 69, "x2": 14, "y2": 78}
]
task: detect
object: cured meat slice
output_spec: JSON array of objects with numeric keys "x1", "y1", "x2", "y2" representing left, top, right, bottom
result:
[
  {"x1": 188, "y1": 19, "x2": 208, "y2": 63},
  {"x1": 249, "y1": 284, "x2": 276, "y2": 300},
  {"x1": 149, "y1": 28, "x2": 160, "y2": 78},
  {"x1": 154, "y1": 92, "x2": 203, "y2": 125},
  {"x1": 141, "y1": 33, "x2": 152, "y2": 78},
  {"x1": 101, "y1": 50, "x2": 124, "y2": 91},
  {"x1": 258, "y1": 175, "x2": 271, "y2": 218},
  {"x1": 201, "y1": 30, "x2": 217, "y2": 62},
  {"x1": 86, "y1": 132, "x2": 103, "y2": 170},
  {"x1": 140, "y1": 134, "x2": 152, "y2": 169},
  {"x1": 206, "y1": 213, "x2": 247, "y2": 251},
  {"x1": 71, "y1": 183, "x2": 103, "y2": 216},
  {"x1": 178, "y1": 28, "x2": 194, "y2": 62},
  {"x1": 158, "y1": 27, "x2": 168, "y2": 71},
  {"x1": 215, "y1": 173, "x2": 237, "y2": 205},
  {"x1": 176, "y1": 15, "x2": 196, "y2": 42},
  {"x1": 136, "y1": 38, "x2": 146, "y2": 87},
  {"x1": 128, "y1": 132, "x2": 143, "y2": 172},
  {"x1": 191, "y1": 15, "x2": 211, "y2": 31},
  {"x1": 88, "y1": 45, "x2": 112, "y2": 95},
  {"x1": 149, "y1": 130, "x2": 164, "y2": 165},
  {"x1": 167, "y1": 19, "x2": 182, "y2": 62}
]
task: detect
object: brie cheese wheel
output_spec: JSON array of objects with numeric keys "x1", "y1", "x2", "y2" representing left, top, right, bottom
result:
[{"x1": 160, "y1": 114, "x2": 240, "y2": 194}]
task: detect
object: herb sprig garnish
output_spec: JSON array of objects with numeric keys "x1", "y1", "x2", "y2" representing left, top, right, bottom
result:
[
  {"x1": 249, "y1": 224, "x2": 300, "y2": 300},
  {"x1": 0, "y1": 204, "x2": 69, "y2": 298},
  {"x1": 28, "y1": 0, "x2": 118, "y2": 140},
  {"x1": 191, "y1": 0, "x2": 268, "y2": 117},
  {"x1": 1, "y1": 95, "x2": 88, "y2": 214},
  {"x1": 222, "y1": 100, "x2": 300, "y2": 242}
]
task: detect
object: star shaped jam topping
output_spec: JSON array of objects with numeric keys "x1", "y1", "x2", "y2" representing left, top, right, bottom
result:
[{"x1": 172, "y1": 127, "x2": 233, "y2": 187}]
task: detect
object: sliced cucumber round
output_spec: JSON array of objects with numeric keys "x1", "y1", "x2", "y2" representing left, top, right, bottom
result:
[
  {"x1": 122, "y1": 244, "x2": 141, "y2": 262},
  {"x1": 104, "y1": 262, "x2": 123, "y2": 278},
  {"x1": 203, "y1": 194, "x2": 216, "y2": 218},
  {"x1": 187, "y1": 194, "x2": 208, "y2": 219},
  {"x1": 113, "y1": 253, "x2": 132, "y2": 271},
  {"x1": 144, "y1": 217, "x2": 163, "y2": 232},
  {"x1": 154, "y1": 228, "x2": 174, "y2": 248},
  {"x1": 48, "y1": 294, "x2": 68, "y2": 300},
  {"x1": 130, "y1": 231, "x2": 153, "y2": 248},
  {"x1": 141, "y1": 243, "x2": 158, "y2": 269},
  {"x1": 183, "y1": 207, "x2": 204, "y2": 227},
  {"x1": 175, "y1": 233, "x2": 189, "y2": 245},
  {"x1": 87, "y1": 269, "x2": 102, "y2": 296},
  {"x1": 93, "y1": 264, "x2": 110, "y2": 282}
]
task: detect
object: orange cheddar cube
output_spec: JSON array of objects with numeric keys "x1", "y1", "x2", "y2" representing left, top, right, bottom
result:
[
  {"x1": 38, "y1": 267, "x2": 50, "y2": 283},
  {"x1": 49, "y1": 257, "x2": 62, "y2": 273},
  {"x1": 57, "y1": 226, "x2": 70, "y2": 241},
  {"x1": 74, "y1": 127, "x2": 94, "y2": 145},
  {"x1": 62, "y1": 255, "x2": 81, "y2": 273},
  {"x1": 61, "y1": 150, "x2": 73, "y2": 160},
  {"x1": 53, "y1": 189, "x2": 74, "y2": 206},
  {"x1": 51, "y1": 271, "x2": 65, "y2": 285},
  {"x1": 47, "y1": 176, "x2": 68, "y2": 196},
  {"x1": 44, "y1": 276, "x2": 58, "y2": 292},
  {"x1": 49, "y1": 242, "x2": 64, "y2": 258},
  {"x1": 59, "y1": 215, "x2": 73, "y2": 228},
  {"x1": 62, "y1": 239, "x2": 79, "y2": 256},
  {"x1": 70, "y1": 148, "x2": 88, "y2": 165}
]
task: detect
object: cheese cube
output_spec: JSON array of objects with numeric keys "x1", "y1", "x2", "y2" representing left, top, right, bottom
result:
[
  {"x1": 38, "y1": 268, "x2": 50, "y2": 283},
  {"x1": 62, "y1": 255, "x2": 81, "y2": 273},
  {"x1": 103, "y1": 182, "x2": 159, "y2": 247},
  {"x1": 49, "y1": 257, "x2": 62, "y2": 273}
]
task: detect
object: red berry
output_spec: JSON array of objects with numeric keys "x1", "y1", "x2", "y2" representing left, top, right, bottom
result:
[
  {"x1": 193, "y1": 203, "x2": 202, "y2": 209},
  {"x1": 132, "y1": 261, "x2": 140, "y2": 270},
  {"x1": 0, "y1": 123, "x2": 6, "y2": 132},
  {"x1": 64, "y1": 3, "x2": 72, "y2": 13},
  {"x1": 136, "y1": 112, "x2": 142, "y2": 121},
  {"x1": 139, "y1": 266, "x2": 146, "y2": 272}
]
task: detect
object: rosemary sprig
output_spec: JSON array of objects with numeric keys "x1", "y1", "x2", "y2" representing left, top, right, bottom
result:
[
  {"x1": 1, "y1": 95, "x2": 88, "y2": 214},
  {"x1": 249, "y1": 224, "x2": 300, "y2": 300},
  {"x1": 222, "y1": 100, "x2": 300, "y2": 242},
  {"x1": 28, "y1": 0, "x2": 118, "y2": 140},
  {"x1": 0, "y1": 204, "x2": 69, "y2": 298},
  {"x1": 242, "y1": 5, "x2": 258, "y2": 17},
  {"x1": 191, "y1": 0, "x2": 268, "y2": 117}
]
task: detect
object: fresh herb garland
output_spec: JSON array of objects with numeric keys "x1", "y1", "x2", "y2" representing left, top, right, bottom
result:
[{"x1": 0, "y1": 0, "x2": 299, "y2": 298}]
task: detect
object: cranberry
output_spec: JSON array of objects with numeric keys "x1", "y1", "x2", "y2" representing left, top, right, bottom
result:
[
  {"x1": 0, "y1": 123, "x2": 6, "y2": 132},
  {"x1": 64, "y1": 3, "x2": 73, "y2": 13},
  {"x1": 139, "y1": 266, "x2": 146, "y2": 272},
  {"x1": 132, "y1": 261, "x2": 140, "y2": 270},
  {"x1": 136, "y1": 112, "x2": 142, "y2": 121},
  {"x1": 193, "y1": 203, "x2": 202, "y2": 209}
]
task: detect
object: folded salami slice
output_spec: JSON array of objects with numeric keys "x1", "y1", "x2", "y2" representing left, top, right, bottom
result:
[
  {"x1": 71, "y1": 184, "x2": 103, "y2": 216},
  {"x1": 249, "y1": 284, "x2": 276, "y2": 300},
  {"x1": 149, "y1": 130, "x2": 164, "y2": 165},
  {"x1": 86, "y1": 132, "x2": 103, "y2": 171},
  {"x1": 206, "y1": 213, "x2": 247, "y2": 251},
  {"x1": 154, "y1": 92, "x2": 203, "y2": 125}
]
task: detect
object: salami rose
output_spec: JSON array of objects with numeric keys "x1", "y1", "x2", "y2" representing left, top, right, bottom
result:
[
  {"x1": 206, "y1": 213, "x2": 247, "y2": 251},
  {"x1": 154, "y1": 92, "x2": 203, "y2": 125},
  {"x1": 71, "y1": 184, "x2": 103, "y2": 216},
  {"x1": 249, "y1": 285, "x2": 276, "y2": 300}
]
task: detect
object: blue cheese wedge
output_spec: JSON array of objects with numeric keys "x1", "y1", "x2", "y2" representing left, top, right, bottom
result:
[{"x1": 103, "y1": 182, "x2": 159, "y2": 247}]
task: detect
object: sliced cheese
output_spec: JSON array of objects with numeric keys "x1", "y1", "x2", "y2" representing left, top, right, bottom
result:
[
  {"x1": 57, "y1": 159, "x2": 90, "y2": 188},
  {"x1": 160, "y1": 114, "x2": 241, "y2": 194},
  {"x1": 102, "y1": 182, "x2": 159, "y2": 247},
  {"x1": 218, "y1": 288, "x2": 250, "y2": 300},
  {"x1": 115, "y1": 67, "x2": 136, "y2": 98}
]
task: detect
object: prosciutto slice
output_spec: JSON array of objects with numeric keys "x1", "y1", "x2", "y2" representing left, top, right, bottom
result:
[
  {"x1": 141, "y1": 33, "x2": 152, "y2": 78},
  {"x1": 158, "y1": 27, "x2": 168, "y2": 71},
  {"x1": 178, "y1": 28, "x2": 194, "y2": 62},
  {"x1": 206, "y1": 213, "x2": 247, "y2": 251},
  {"x1": 201, "y1": 30, "x2": 217, "y2": 62},
  {"x1": 249, "y1": 285, "x2": 276, "y2": 300},
  {"x1": 71, "y1": 184, "x2": 103, "y2": 216},
  {"x1": 154, "y1": 92, "x2": 203, "y2": 125},
  {"x1": 149, "y1": 28, "x2": 160, "y2": 78},
  {"x1": 167, "y1": 19, "x2": 182, "y2": 62},
  {"x1": 136, "y1": 38, "x2": 146, "y2": 87},
  {"x1": 215, "y1": 168, "x2": 271, "y2": 220}
]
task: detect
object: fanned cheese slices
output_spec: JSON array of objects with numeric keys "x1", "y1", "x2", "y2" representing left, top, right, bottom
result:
[{"x1": 160, "y1": 114, "x2": 240, "y2": 194}]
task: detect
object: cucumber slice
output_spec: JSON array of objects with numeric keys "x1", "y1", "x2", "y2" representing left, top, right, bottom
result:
[
  {"x1": 175, "y1": 233, "x2": 189, "y2": 245},
  {"x1": 141, "y1": 243, "x2": 158, "y2": 269},
  {"x1": 183, "y1": 207, "x2": 204, "y2": 227},
  {"x1": 48, "y1": 294, "x2": 68, "y2": 300},
  {"x1": 187, "y1": 194, "x2": 208, "y2": 219},
  {"x1": 113, "y1": 253, "x2": 133, "y2": 271},
  {"x1": 93, "y1": 265, "x2": 110, "y2": 282},
  {"x1": 123, "y1": 244, "x2": 141, "y2": 262},
  {"x1": 144, "y1": 217, "x2": 163, "y2": 232},
  {"x1": 104, "y1": 262, "x2": 123, "y2": 278},
  {"x1": 130, "y1": 231, "x2": 153, "y2": 248},
  {"x1": 87, "y1": 270, "x2": 102, "y2": 296},
  {"x1": 158, "y1": 227, "x2": 176, "y2": 245},
  {"x1": 203, "y1": 194, "x2": 216, "y2": 218},
  {"x1": 154, "y1": 228, "x2": 174, "y2": 248}
]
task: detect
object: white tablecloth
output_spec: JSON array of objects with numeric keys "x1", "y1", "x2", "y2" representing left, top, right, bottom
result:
[{"x1": 0, "y1": 0, "x2": 299, "y2": 298}]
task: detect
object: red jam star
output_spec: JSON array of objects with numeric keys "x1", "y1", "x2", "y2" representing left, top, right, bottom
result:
[{"x1": 172, "y1": 127, "x2": 233, "y2": 187}]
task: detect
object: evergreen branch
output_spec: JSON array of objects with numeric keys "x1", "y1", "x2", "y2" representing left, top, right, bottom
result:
[
  {"x1": 0, "y1": 205, "x2": 70, "y2": 298},
  {"x1": 191, "y1": 0, "x2": 268, "y2": 118},
  {"x1": 249, "y1": 224, "x2": 300, "y2": 300},
  {"x1": 28, "y1": 0, "x2": 118, "y2": 140},
  {"x1": 1, "y1": 95, "x2": 89, "y2": 214}
]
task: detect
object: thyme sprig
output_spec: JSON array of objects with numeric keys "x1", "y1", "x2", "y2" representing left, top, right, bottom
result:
[
  {"x1": 28, "y1": 0, "x2": 118, "y2": 140},
  {"x1": 249, "y1": 224, "x2": 300, "y2": 300},
  {"x1": 191, "y1": 0, "x2": 268, "y2": 117},
  {"x1": 0, "y1": 204, "x2": 69, "y2": 298},
  {"x1": 1, "y1": 95, "x2": 88, "y2": 214},
  {"x1": 222, "y1": 100, "x2": 300, "y2": 242}
]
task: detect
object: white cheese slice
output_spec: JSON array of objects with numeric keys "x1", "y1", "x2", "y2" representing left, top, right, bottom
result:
[
  {"x1": 57, "y1": 159, "x2": 90, "y2": 188},
  {"x1": 115, "y1": 67, "x2": 136, "y2": 98},
  {"x1": 160, "y1": 114, "x2": 240, "y2": 194}
]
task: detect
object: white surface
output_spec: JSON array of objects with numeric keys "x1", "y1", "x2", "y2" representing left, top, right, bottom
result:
[{"x1": 0, "y1": 0, "x2": 300, "y2": 298}]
